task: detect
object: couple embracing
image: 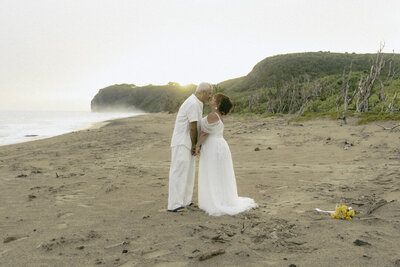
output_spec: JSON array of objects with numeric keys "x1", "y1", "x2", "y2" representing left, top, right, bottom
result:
[{"x1": 168, "y1": 83, "x2": 258, "y2": 216}]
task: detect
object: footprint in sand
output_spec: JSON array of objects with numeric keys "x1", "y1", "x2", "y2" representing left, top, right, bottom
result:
[
  {"x1": 57, "y1": 223, "x2": 68, "y2": 229},
  {"x1": 142, "y1": 249, "x2": 171, "y2": 259},
  {"x1": 117, "y1": 261, "x2": 136, "y2": 267},
  {"x1": 55, "y1": 192, "x2": 86, "y2": 202},
  {"x1": 57, "y1": 212, "x2": 73, "y2": 219},
  {"x1": 152, "y1": 262, "x2": 187, "y2": 267},
  {"x1": 56, "y1": 195, "x2": 79, "y2": 202},
  {"x1": 139, "y1": 200, "x2": 155, "y2": 206},
  {"x1": 77, "y1": 203, "x2": 93, "y2": 208},
  {"x1": 0, "y1": 249, "x2": 11, "y2": 257},
  {"x1": 117, "y1": 261, "x2": 187, "y2": 267},
  {"x1": 55, "y1": 191, "x2": 94, "y2": 206}
]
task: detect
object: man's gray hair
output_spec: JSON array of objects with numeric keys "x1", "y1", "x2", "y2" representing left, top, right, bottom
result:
[{"x1": 195, "y1": 82, "x2": 212, "y2": 93}]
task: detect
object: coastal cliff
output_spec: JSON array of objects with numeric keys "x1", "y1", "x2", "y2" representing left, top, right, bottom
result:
[{"x1": 91, "y1": 83, "x2": 196, "y2": 113}]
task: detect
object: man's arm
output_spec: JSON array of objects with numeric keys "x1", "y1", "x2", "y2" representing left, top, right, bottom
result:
[{"x1": 189, "y1": 121, "x2": 198, "y2": 155}]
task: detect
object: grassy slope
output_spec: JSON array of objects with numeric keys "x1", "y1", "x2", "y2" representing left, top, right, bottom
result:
[
  {"x1": 91, "y1": 52, "x2": 400, "y2": 121},
  {"x1": 219, "y1": 52, "x2": 399, "y2": 92},
  {"x1": 218, "y1": 52, "x2": 400, "y2": 117}
]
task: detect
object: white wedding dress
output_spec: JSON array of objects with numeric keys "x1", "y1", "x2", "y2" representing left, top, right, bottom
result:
[{"x1": 198, "y1": 113, "x2": 258, "y2": 216}]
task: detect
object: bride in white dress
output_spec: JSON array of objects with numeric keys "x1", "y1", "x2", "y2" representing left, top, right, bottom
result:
[{"x1": 195, "y1": 93, "x2": 258, "y2": 216}]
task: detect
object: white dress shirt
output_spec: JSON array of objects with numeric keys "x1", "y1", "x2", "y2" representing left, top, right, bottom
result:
[{"x1": 171, "y1": 94, "x2": 203, "y2": 149}]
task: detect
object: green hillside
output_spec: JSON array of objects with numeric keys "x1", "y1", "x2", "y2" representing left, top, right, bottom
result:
[
  {"x1": 217, "y1": 52, "x2": 400, "y2": 115},
  {"x1": 91, "y1": 83, "x2": 195, "y2": 113},
  {"x1": 219, "y1": 52, "x2": 399, "y2": 91},
  {"x1": 91, "y1": 52, "x2": 400, "y2": 117}
]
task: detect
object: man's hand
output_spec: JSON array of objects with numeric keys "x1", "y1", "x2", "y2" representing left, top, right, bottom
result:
[
  {"x1": 195, "y1": 145, "x2": 201, "y2": 156},
  {"x1": 191, "y1": 145, "x2": 197, "y2": 156}
]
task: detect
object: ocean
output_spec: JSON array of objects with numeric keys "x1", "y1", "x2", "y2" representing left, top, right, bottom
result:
[{"x1": 0, "y1": 110, "x2": 143, "y2": 146}]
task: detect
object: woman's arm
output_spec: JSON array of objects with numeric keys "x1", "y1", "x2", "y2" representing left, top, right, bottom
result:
[{"x1": 195, "y1": 112, "x2": 219, "y2": 155}]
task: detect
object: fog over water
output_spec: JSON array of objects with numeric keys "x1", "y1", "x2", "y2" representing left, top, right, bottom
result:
[{"x1": 1, "y1": 0, "x2": 399, "y2": 111}]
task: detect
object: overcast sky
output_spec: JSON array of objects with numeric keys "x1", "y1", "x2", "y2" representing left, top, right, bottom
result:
[{"x1": 1, "y1": 0, "x2": 399, "y2": 111}]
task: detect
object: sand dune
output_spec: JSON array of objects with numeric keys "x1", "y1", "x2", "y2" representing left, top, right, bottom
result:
[{"x1": 1, "y1": 113, "x2": 399, "y2": 266}]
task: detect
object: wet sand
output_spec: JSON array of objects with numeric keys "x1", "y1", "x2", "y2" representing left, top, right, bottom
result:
[{"x1": 1, "y1": 113, "x2": 399, "y2": 266}]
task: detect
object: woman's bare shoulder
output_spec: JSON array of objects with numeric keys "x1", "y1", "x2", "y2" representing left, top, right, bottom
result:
[{"x1": 207, "y1": 112, "x2": 219, "y2": 123}]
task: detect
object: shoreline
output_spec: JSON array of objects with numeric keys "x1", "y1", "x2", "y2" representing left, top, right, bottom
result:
[
  {"x1": 1, "y1": 113, "x2": 399, "y2": 266},
  {"x1": 0, "y1": 113, "x2": 145, "y2": 148}
]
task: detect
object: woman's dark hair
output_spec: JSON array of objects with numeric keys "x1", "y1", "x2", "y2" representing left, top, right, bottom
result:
[{"x1": 214, "y1": 93, "x2": 233, "y2": 115}]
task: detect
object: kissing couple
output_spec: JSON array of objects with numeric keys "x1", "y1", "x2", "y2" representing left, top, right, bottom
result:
[{"x1": 167, "y1": 82, "x2": 258, "y2": 216}]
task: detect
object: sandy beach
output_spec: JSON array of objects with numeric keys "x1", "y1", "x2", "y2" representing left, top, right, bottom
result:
[{"x1": 1, "y1": 113, "x2": 400, "y2": 266}]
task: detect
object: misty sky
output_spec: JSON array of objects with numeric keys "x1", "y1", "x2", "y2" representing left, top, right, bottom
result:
[{"x1": 1, "y1": 0, "x2": 399, "y2": 111}]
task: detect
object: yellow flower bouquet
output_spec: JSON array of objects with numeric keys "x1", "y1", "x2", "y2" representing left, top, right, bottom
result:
[{"x1": 331, "y1": 205, "x2": 355, "y2": 220}]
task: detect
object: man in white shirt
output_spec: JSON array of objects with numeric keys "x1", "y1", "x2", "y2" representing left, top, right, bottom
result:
[{"x1": 168, "y1": 82, "x2": 213, "y2": 212}]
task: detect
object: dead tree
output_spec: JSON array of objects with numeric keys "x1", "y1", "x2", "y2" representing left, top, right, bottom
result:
[
  {"x1": 296, "y1": 83, "x2": 322, "y2": 118},
  {"x1": 336, "y1": 95, "x2": 342, "y2": 119},
  {"x1": 276, "y1": 84, "x2": 289, "y2": 113},
  {"x1": 263, "y1": 88, "x2": 278, "y2": 114},
  {"x1": 356, "y1": 45, "x2": 386, "y2": 112},
  {"x1": 379, "y1": 53, "x2": 398, "y2": 114},
  {"x1": 339, "y1": 62, "x2": 358, "y2": 124},
  {"x1": 248, "y1": 92, "x2": 260, "y2": 112},
  {"x1": 288, "y1": 79, "x2": 300, "y2": 114},
  {"x1": 388, "y1": 92, "x2": 399, "y2": 114},
  {"x1": 264, "y1": 97, "x2": 275, "y2": 114}
]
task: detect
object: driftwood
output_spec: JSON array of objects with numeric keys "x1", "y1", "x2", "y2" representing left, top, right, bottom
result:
[
  {"x1": 376, "y1": 124, "x2": 400, "y2": 132},
  {"x1": 105, "y1": 241, "x2": 129, "y2": 249},
  {"x1": 3, "y1": 236, "x2": 29, "y2": 244},
  {"x1": 211, "y1": 235, "x2": 228, "y2": 243},
  {"x1": 366, "y1": 199, "x2": 392, "y2": 215},
  {"x1": 241, "y1": 221, "x2": 249, "y2": 234},
  {"x1": 199, "y1": 249, "x2": 225, "y2": 261},
  {"x1": 353, "y1": 239, "x2": 371, "y2": 246}
]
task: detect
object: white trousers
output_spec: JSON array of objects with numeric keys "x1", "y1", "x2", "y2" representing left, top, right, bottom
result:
[{"x1": 168, "y1": 145, "x2": 195, "y2": 210}]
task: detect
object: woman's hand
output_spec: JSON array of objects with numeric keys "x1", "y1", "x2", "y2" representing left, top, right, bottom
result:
[{"x1": 195, "y1": 145, "x2": 201, "y2": 156}]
